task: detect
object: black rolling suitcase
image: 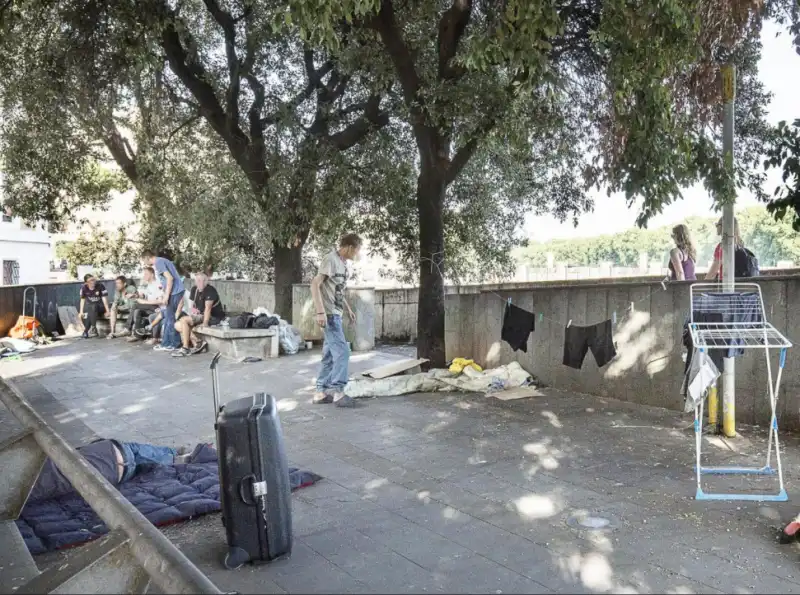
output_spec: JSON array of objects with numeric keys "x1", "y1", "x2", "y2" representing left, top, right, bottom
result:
[{"x1": 211, "y1": 353, "x2": 293, "y2": 569}]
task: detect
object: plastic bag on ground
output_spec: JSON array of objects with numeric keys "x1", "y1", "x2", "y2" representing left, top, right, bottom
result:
[{"x1": 278, "y1": 320, "x2": 304, "y2": 355}]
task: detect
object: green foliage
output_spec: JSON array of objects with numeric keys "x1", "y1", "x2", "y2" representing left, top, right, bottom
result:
[
  {"x1": 760, "y1": 0, "x2": 800, "y2": 230},
  {"x1": 61, "y1": 225, "x2": 140, "y2": 279},
  {"x1": 55, "y1": 242, "x2": 74, "y2": 261},
  {"x1": 0, "y1": 104, "x2": 129, "y2": 228},
  {"x1": 764, "y1": 120, "x2": 800, "y2": 231},
  {"x1": 519, "y1": 207, "x2": 800, "y2": 269}
]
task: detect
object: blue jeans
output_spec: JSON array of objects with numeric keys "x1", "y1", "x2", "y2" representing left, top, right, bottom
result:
[
  {"x1": 317, "y1": 315, "x2": 350, "y2": 393},
  {"x1": 117, "y1": 441, "x2": 177, "y2": 482},
  {"x1": 161, "y1": 293, "x2": 182, "y2": 348}
]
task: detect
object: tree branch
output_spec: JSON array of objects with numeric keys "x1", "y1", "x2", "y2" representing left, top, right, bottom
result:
[
  {"x1": 328, "y1": 94, "x2": 390, "y2": 150},
  {"x1": 371, "y1": 0, "x2": 434, "y2": 159},
  {"x1": 158, "y1": 15, "x2": 267, "y2": 193},
  {"x1": 437, "y1": 0, "x2": 472, "y2": 80},
  {"x1": 445, "y1": 73, "x2": 525, "y2": 185},
  {"x1": 202, "y1": 0, "x2": 241, "y2": 132},
  {"x1": 261, "y1": 52, "x2": 334, "y2": 125},
  {"x1": 166, "y1": 113, "x2": 201, "y2": 146}
]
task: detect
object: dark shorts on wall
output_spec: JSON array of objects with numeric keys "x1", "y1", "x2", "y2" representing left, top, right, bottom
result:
[{"x1": 563, "y1": 319, "x2": 617, "y2": 369}]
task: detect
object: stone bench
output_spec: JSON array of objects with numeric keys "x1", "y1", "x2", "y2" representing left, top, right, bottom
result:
[
  {"x1": 92, "y1": 316, "x2": 129, "y2": 337},
  {"x1": 194, "y1": 326, "x2": 279, "y2": 361}
]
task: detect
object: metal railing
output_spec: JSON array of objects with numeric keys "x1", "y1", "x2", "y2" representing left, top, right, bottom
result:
[{"x1": 0, "y1": 377, "x2": 222, "y2": 594}]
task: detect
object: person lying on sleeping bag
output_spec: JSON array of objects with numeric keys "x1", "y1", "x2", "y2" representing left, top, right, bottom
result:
[{"x1": 26, "y1": 439, "x2": 188, "y2": 505}]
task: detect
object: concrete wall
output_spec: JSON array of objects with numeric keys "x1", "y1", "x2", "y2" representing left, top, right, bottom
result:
[
  {"x1": 0, "y1": 280, "x2": 116, "y2": 337},
  {"x1": 292, "y1": 285, "x2": 376, "y2": 351},
  {"x1": 214, "y1": 281, "x2": 276, "y2": 316},
  {"x1": 374, "y1": 269, "x2": 800, "y2": 341},
  {"x1": 443, "y1": 276, "x2": 800, "y2": 430}
]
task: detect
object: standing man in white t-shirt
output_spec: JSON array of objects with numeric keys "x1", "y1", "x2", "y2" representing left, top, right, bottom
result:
[{"x1": 310, "y1": 234, "x2": 360, "y2": 407}]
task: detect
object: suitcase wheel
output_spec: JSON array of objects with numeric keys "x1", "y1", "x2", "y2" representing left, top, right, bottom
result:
[{"x1": 224, "y1": 547, "x2": 250, "y2": 570}]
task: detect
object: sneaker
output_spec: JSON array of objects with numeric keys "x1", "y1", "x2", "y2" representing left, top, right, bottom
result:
[
  {"x1": 154, "y1": 344, "x2": 175, "y2": 352},
  {"x1": 171, "y1": 347, "x2": 191, "y2": 357},
  {"x1": 333, "y1": 393, "x2": 355, "y2": 408},
  {"x1": 88, "y1": 328, "x2": 98, "y2": 338},
  {"x1": 81, "y1": 331, "x2": 89, "y2": 339},
  {"x1": 136, "y1": 327, "x2": 152, "y2": 337},
  {"x1": 106, "y1": 333, "x2": 116, "y2": 340},
  {"x1": 312, "y1": 392, "x2": 333, "y2": 404},
  {"x1": 190, "y1": 340, "x2": 208, "y2": 355}
]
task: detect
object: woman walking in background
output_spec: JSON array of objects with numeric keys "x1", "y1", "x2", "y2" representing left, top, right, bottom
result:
[
  {"x1": 669, "y1": 224, "x2": 697, "y2": 281},
  {"x1": 706, "y1": 217, "x2": 744, "y2": 281}
]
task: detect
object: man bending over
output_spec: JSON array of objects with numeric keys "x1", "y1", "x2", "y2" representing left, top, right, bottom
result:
[
  {"x1": 140, "y1": 250, "x2": 184, "y2": 353},
  {"x1": 172, "y1": 272, "x2": 224, "y2": 358}
]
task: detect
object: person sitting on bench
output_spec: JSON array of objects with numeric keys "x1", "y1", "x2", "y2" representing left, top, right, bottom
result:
[
  {"x1": 79, "y1": 274, "x2": 110, "y2": 339},
  {"x1": 172, "y1": 272, "x2": 224, "y2": 358},
  {"x1": 107, "y1": 275, "x2": 138, "y2": 339},
  {"x1": 126, "y1": 267, "x2": 163, "y2": 342}
]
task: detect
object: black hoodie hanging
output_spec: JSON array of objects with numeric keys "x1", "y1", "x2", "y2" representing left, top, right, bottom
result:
[{"x1": 501, "y1": 303, "x2": 536, "y2": 352}]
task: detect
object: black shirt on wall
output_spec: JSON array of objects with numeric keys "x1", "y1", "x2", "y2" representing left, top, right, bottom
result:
[{"x1": 501, "y1": 303, "x2": 536, "y2": 352}]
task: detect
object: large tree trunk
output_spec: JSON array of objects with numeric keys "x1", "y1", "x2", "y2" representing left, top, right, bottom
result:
[
  {"x1": 416, "y1": 164, "x2": 447, "y2": 367},
  {"x1": 273, "y1": 241, "x2": 304, "y2": 323}
]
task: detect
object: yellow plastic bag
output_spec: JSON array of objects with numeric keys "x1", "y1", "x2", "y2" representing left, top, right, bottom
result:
[{"x1": 449, "y1": 358, "x2": 483, "y2": 374}]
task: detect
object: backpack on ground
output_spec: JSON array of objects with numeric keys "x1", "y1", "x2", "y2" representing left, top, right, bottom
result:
[
  {"x1": 252, "y1": 314, "x2": 279, "y2": 329},
  {"x1": 734, "y1": 247, "x2": 759, "y2": 278},
  {"x1": 228, "y1": 312, "x2": 255, "y2": 329}
]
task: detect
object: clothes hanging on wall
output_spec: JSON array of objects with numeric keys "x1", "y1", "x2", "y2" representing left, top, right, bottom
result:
[
  {"x1": 562, "y1": 319, "x2": 617, "y2": 369},
  {"x1": 501, "y1": 303, "x2": 536, "y2": 352}
]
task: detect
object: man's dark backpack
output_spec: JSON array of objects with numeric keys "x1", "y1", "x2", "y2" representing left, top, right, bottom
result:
[
  {"x1": 252, "y1": 314, "x2": 279, "y2": 329},
  {"x1": 734, "y1": 246, "x2": 759, "y2": 278},
  {"x1": 228, "y1": 312, "x2": 255, "y2": 329}
]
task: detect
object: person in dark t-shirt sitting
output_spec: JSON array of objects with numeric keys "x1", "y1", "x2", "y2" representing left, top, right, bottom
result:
[
  {"x1": 173, "y1": 272, "x2": 225, "y2": 358},
  {"x1": 79, "y1": 274, "x2": 110, "y2": 338}
]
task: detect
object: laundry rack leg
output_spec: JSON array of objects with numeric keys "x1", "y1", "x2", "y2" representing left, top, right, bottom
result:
[
  {"x1": 766, "y1": 348, "x2": 788, "y2": 497},
  {"x1": 694, "y1": 399, "x2": 704, "y2": 499}
]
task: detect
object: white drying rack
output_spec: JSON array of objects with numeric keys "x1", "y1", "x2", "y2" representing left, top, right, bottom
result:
[{"x1": 688, "y1": 282, "x2": 791, "y2": 502}]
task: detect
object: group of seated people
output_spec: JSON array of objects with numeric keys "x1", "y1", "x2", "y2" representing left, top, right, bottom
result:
[{"x1": 78, "y1": 267, "x2": 225, "y2": 358}]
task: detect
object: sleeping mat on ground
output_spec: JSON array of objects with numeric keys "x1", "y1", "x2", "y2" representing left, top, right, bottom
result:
[{"x1": 15, "y1": 443, "x2": 322, "y2": 554}]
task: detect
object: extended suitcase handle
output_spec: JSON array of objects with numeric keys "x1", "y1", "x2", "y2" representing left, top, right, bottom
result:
[{"x1": 210, "y1": 352, "x2": 222, "y2": 420}]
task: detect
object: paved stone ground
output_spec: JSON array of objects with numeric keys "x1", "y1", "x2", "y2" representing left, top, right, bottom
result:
[{"x1": 3, "y1": 338, "x2": 800, "y2": 594}]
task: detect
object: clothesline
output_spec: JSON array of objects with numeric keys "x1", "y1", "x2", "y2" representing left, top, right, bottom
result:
[{"x1": 489, "y1": 275, "x2": 670, "y2": 329}]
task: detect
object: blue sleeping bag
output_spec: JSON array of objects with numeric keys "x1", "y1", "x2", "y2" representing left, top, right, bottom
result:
[{"x1": 16, "y1": 443, "x2": 321, "y2": 554}]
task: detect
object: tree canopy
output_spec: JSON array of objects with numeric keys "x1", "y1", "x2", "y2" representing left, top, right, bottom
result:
[{"x1": 0, "y1": 0, "x2": 784, "y2": 363}]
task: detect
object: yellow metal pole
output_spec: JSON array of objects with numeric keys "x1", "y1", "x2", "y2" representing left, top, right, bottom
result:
[{"x1": 707, "y1": 385, "x2": 718, "y2": 431}]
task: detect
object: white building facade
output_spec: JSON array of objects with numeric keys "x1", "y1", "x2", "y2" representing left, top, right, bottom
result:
[{"x1": 0, "y1": 213, "x2": 52, "y2": 286}]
